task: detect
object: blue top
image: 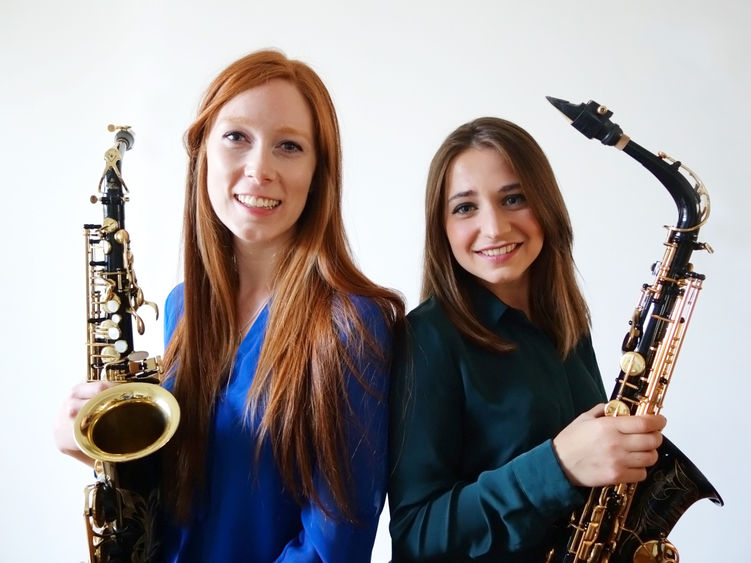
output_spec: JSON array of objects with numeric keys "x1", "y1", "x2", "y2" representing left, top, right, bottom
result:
[
  {"x1": 389, "y1": 283, "x2": 607, "y2": 561},
  {"x1": 162, "y1": 284, "x2": 391, "y2": 562}
]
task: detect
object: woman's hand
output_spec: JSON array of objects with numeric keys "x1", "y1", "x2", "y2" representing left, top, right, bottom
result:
[
  {"x1": 53, "y1": 381, "x2": 114, "y2": 467},
  {"x1": 552, "y1": 403, "x2": 666, "y2": 487}
]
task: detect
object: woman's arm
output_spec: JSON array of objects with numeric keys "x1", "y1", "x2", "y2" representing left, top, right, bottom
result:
[
  {"x1": 388, "y1": 319, "x2": 585, "y2": 560},
  {"x1": 389, "y1": 320, "x2": 666, "y2": 560}
]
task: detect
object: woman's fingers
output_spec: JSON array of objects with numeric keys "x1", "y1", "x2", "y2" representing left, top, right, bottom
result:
[
  {"x1": 54, "y1": 381, "x2": 115, "y2": 466},
  {"x1": 553, "y1": 410, "x2": 667, "y2": 487}
]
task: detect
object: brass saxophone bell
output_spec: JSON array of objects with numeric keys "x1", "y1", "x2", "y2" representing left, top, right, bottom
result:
[{"x1": 74, "y1": 382, "x2": 180, "y2": 464}]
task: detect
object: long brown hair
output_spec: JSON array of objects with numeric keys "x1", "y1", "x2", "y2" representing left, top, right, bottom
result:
[
  {"x1": 422, "y1": 117, "x2": 589, "y2": 357},
  {"x1": 163, "y1": 49, "x2": 404, "y2": 521}
]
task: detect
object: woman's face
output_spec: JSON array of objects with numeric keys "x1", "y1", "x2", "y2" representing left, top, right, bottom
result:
[
  {"x1": 444, "y1": 146, "x2": 544, "y2": 310},
  {"x1": 205, "y1": 79, "x2": 316, "y2": 254}
]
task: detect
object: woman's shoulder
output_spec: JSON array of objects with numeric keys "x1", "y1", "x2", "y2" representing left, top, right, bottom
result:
[
  {"x1": 401, "y1": 296, "x2": 464, "y2": 355},
  {"x1": 165, "y1": 282, "x2": 185, "y2": 311},
  {"x1": 163, "y1": 283, "x2": 185, "y2": 344},
  {"x1": 335, "y1": 293, "x2": 395, "y2": 343},
  {"x1": 407, "y1": 296, "x2": 454, "y2": 333},
  {"x1": 346, "y1": 293, "x2": 386, "y2": 320}
]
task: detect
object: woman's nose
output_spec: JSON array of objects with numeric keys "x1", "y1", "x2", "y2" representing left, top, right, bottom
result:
[
  {"x1": 481, "y1": 208, "x2": 510, "y2": 238},
  {"x1": 244, "y1": 148, "x2": 275, "y2": 183}
]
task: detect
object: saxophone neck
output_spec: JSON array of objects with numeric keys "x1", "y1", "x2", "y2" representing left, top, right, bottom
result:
[{"x1": 547, "y1": 96, "x2": 707, "y2": 234}]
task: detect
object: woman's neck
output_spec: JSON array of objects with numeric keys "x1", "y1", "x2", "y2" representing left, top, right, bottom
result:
[{"x1": 233, "y1": 241, "x2": 280, "y2": 330}]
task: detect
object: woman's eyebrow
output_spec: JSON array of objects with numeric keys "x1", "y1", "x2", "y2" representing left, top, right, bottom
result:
[
  {"x1": 498, "y1": 183, "x2": 521, "y2": 192},
  {"x1": 447, "y1": 183, "x2": 521, "y2": 202},
  {"x1": 447, "y1": 189, "x2": 476, "y2": 202}
]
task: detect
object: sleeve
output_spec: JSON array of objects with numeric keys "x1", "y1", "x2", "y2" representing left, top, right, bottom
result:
[
  {"x1": 163, "y1": 283, "x2": 184, "y2": 350},
  {"x1": 389, "y1": 317, "x2": 585, "y2": 560},
  {"x1": 274, "y1": 296, "x2": 391, "y2": 563}
]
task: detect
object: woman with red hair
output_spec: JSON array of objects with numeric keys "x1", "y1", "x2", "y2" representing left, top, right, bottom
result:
[{"x1": 57, "y1": 50, "x2": 403, "y2": 562}]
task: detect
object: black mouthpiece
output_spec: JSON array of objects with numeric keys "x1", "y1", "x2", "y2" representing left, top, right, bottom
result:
[
  {"x1": 546, "y1": 96, "x2": 624, "y2": 146},
  {"x1": 115, "y1": 128, "x2": 135, "y2": 151}
]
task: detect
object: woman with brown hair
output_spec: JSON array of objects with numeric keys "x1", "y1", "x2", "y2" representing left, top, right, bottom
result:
[
  {"x1": 56, "y1": 49, "x2": 403, "y2": 562},
  {"x1": 388, "y1": 117, "x2": 665, "y2": 561}
]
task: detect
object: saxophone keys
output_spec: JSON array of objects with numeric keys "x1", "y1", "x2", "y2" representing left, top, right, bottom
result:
[
  {"x1": 633, "y1": 539, "x2": 679, "y2": 563},
  {"x1": 126, "y1": 352, "x2": 162, "y2": 380},
  {"x1": 100, "y1": 217, "x2": 119, "y2": 234},
  {"x1": 114, "y1": 229, "x2": 130, "y2": 245},
  {"x1": 99, "y1": 319, "x2": 121, "y2": 340},
  {"x1": 103, "y1": 294, "x2": 121, "y2": 313},
  {"x1": 588, "y1": 543, "x2": 604, "y2": 560},
  {"x1": 131, "y1": 310, "x2": 145, "y2": 335},
  {"x1": 133, "y1": 287, "x2": 145, "y2": 308},
  {"x1": 128, "y1": 351, "x2": 148, "y2": 362},
  {"x1": 604, "y1": 400, "x2": 631, "y2": 417},
  {"x1": 619, "y1": 351, "x2": 646, "y2": 376},
  {"x1": 100, "y1": 346, "x2": 120, "y2": 363}
]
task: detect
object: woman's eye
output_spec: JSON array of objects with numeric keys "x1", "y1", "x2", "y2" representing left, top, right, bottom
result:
[
  {"x1": 451, "y1": 203, "x2": 475, "y2": 215},
  {"x1": 223, "y1": 131, "x2": 245, "y2": 142},
  {"x1": 503, "y1": 193, "x2": 526, "y2": 207},
  {"x1": 280, "y1": 140, "x2": 303, "y2": 153}
]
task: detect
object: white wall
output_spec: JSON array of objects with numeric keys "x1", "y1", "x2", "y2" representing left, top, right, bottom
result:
[{"x1": 2, "y1": 1, "x2": 747, "y2": 560}]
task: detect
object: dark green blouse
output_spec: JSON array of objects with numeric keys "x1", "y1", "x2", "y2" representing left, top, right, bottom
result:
[{"x1": 389, "y1": 284, "x2": 607, "y2": 562}]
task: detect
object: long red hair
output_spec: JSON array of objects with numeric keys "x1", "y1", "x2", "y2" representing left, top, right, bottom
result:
[{"x1": 163, "y1": 50, "x2": 403, "y2": 521}]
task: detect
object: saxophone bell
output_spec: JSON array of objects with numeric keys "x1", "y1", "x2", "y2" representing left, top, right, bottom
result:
[{"x1": 74, "y1": 382, "x2": 179, "y2": 464}]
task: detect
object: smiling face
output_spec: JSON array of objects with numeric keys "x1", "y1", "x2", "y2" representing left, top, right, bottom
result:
[
  {"x1": 205, "y1": 79, "x2": 317, "y2": 255},
  {"x1": 444, "y1": 146, "x2": 544, "y2": 312}
]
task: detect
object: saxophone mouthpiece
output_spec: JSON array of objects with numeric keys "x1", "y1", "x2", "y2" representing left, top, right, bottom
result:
[
  {"x1": 546, "y1": 96, "x2": 626, "y2": 147},
  {"x1": 108, "y1": 124, "x2": 135, "y2": 151}
]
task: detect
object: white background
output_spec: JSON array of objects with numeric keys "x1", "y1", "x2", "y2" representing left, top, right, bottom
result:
[{"x1": 2, "y1": 1, "x2": 747, "y2": 561}]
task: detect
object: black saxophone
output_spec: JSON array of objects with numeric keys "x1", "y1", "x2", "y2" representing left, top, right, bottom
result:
[
  {"x1": 73, "y1": 126, "x2": 180, "y2": 562},
  {"x1": 545, "y1": 98, "x2": 722, "y2": 562}
]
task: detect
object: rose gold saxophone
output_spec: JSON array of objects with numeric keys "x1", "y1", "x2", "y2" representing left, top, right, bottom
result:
[{"x1": 545, "y1": 98, "x2": 722, "y2": 563}]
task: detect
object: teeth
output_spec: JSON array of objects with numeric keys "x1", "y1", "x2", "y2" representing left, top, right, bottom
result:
[
  {"x1": 479, "y1": 243, "x2": 517, "y2": 256},
  {"x1": 236, "y1": 194, "x2": 281, "y2": 209}
]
